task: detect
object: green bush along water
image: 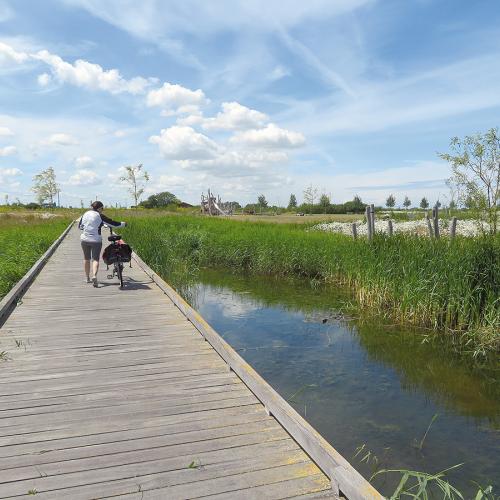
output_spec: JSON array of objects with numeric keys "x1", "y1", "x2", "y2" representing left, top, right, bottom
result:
[
  {"x1": 122, "y1": 215, "x2": 499, "y2": 356},
  {"x1": 0, "y1": 215, "x2": 71, "y2": 300}
]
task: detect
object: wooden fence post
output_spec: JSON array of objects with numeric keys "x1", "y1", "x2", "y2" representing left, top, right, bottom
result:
[
  {"x1": 370, "y1": 204, "x2": 375, "y2": 236},
  {"x1": 450, "y1": 217, "x2": 457, "y2": 239},
  {"x1": 387, "y1": 219, "x2": 393, "y2": 236},
  {"x1": 352, "y1": 223, "x2": 358, "y2": 239},
  {"x1": 426, "y1": 214, "x2": 433, "y2": 238},
  {"x1": 365, "y1": 206, "x2": 372, "y2": 240},
  {"x1": 433, "y1": 205, "x2": 440, "y2": 238}
]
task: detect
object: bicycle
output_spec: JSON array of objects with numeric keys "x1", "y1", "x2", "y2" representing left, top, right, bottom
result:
[{"x1": 104, "y1": 227, "x2": 131, "y2": 289}]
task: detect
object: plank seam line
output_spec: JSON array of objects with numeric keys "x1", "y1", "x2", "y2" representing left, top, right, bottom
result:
[
  {"x1": 0, "y1": 448, "x2": 306, "y2": 497},
  {"x1": 0, "y1": 425, "x2": 285, "y2": 470},
  {"x1": 0, "y1": 417, "x2": 274, "y2": 457},
  {"x1": 0, "y1": 437, "x2": 294, "y2": 481}
]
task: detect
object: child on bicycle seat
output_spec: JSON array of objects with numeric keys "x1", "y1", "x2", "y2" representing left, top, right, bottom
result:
[{"x1": 78, "y1": 201, "x2": 126, "y2": 287}]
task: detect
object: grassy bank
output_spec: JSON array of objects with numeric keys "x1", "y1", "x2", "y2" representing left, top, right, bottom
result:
[
  {"x1": 122, "y1": 215, "x2": 499, "y2": 357},
  {"x1": 0, "y1": 214, "x2": 72, "y2": 300}
]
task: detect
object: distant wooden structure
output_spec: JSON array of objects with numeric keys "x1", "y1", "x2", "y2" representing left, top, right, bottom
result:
[{"x1": 201, "y1": 189, "x2": 234, "y2": 216}]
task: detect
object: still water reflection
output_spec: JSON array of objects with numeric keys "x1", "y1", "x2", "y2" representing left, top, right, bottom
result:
[{"x1": 184, "y1": 269, "x2": 499, "y2": 497}]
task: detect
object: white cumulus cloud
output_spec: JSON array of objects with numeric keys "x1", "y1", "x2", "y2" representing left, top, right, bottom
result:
[
  {"x1": 146, "y1": 83, "x2": 207, "y2": 114},
  {"x1": 0, "y1": 167, "x2": 22, "y2": 177},
  {"x1": 0, "y1": 41, "x2": 29, "y2": 65},
  {"x1": 0, "y1": 126, "x2": 13, "y2": 137},
  {"x1": 75, "y1": 155, "x2": 93, "y2": 167},
  {"x1": 68, "y1": 169, "x2": 101, "y2": 186},
  {"x1": 0, "y1": 167, "x2": 22, "y2": 187},
  {"x1": 149, "y1": 126, "x2": 220, "y2": 160},
  {"x1": 0, "y1": 145, "x2": 17, "y2": 156},
  {"x1": 202, "y1": 101, "x2": 268, "y2": 131},
  {"x1": 34, "y1": 49, "x2": 156, "y2": 95},
  {"x1": 174, "y1": 150, "x2": 289, "y2": 176},
  {"x1": 42, "y1": 133, "x2": 79, "y2": 146},
  {"x1": 154, "y1": 174, "x2": 186, "y2": 190},
  {"x1": 37, "y1": 72, "x2": 51, "y2": 86},
  {"x1": 230, "y1": 123, "x2": 305, "y2": 148}
]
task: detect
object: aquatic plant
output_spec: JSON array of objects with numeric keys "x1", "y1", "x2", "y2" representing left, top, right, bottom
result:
[
  {"x1": 122, "y1": 215, "x2": 499, "y2": 355},
  {"x1": 0, "y1": 216, "x2": 71, "y2": 300}
]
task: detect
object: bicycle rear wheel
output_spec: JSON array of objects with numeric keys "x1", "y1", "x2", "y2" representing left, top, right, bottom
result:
[{"x1": 117, "y1": 262, "x2": 124, "y2": 288}]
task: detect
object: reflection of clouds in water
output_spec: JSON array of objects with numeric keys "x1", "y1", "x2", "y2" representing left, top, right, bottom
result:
[
  {"x1": 190, "y1": 274, "x2": 500, "y2": 497},
  {"x1": 203, "y1": 287, "x2": 262, "y2": 319}
]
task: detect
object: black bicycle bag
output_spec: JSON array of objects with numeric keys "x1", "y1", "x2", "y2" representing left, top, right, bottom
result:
[{"x1": 103, "y1": 241, "x2": 132, "y2": 264}]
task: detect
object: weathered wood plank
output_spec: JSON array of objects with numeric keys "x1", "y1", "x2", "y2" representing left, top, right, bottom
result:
[
  {"x1": 0, "y1": 440, "x2": 303, "y2": 499},
  {"x1": 0, "y1": 408, "x2": 271, "y2": 459},
  {"x1": 110, "y1": 462, "x2": 327, "y2": 500},
  {"x1": 0, "y1": 224, "x2": 378, "y2": 499},
  {"x1": 0, "y1": 394, "x2": 259, "y2": 430},
  {"x1": 0, "y1": 430, "x2": 291, "y2": 483},
  {"x1": 133, "y1": 251, "x2": 383, "y2": 499}
]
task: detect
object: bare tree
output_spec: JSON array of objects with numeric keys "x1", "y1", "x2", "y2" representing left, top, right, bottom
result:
[
  {"x1": 440, "y1": 128, "x2": 499, "y2": 234},
  {"x1": 32, "y1": 167, "x2": 59, "y2": 205},
  {"x1": 303, "y1": 185, "x2": 318, "y2": 213},
  {"x1": 120, "y1": 164, "x2": 149, "y2": 209}
]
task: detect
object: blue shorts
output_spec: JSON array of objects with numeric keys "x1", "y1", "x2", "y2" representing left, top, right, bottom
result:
[{"x1": 81, "y1": 241, "x2": 102, "y2": 261}]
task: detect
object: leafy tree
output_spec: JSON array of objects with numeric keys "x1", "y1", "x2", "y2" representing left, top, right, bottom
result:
[
  {"x1": 343, "y1": 195, "x2": 366, "y2": 214},
  {"x1": 386, "y1": 194, "x2": 396, "y2": 209},
  {"x1": 257, "y1": 194, "x2": 268, "y2": 213},
  {"x1": 403, "y1": 196, "x2": 411, "y2": 209},
  {"x1": 440, "y1": 127, "x2": 499, "y2": 233},
  {"x1": 464, "y1": 195, "x2": 475, "y2": 209},
  {"x1": 140, "y1": 191, "x2": 179, "y2": 208},
  {"x1": 319, "y1": 194, "x2": 330, "y2": 213},
  {"x1": 420, "y1": 197, "x2": 429, "y2": 209},
  {"x1": 243, "y1": 203, "x2": 257, "y2": 214},
  {"x1": 288, "y1": 193, "x2": 297, "y2": 210},
  {"x1": 120, "y1": 163, "x2": 149, "y2": 209},
  {"x1": 435, "y1": 199, "x2": 442, "y2": 208},
  {"x1": 25, "y1": 202, "x2": 41, "y2": 210},
  {"x1": 32, "y1": 166, "x2": 59, "y2": 205},
  {"x1": 449, "y1": 199, "x2": 457, "y2": 210}
]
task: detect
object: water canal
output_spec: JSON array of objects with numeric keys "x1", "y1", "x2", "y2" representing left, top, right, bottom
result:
[{"x1": 181, "y1": 268, "x2": 499, "y2": 498}]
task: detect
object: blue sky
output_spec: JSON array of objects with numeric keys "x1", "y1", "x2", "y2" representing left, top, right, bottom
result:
[{"x1": 0, "y1": 0, "x2": 499, "y2": 207}]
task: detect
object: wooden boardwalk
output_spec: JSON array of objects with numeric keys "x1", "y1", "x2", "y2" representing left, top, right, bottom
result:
[{"x1": 0, "y1": 225, "x2": 338, "y2": 499}]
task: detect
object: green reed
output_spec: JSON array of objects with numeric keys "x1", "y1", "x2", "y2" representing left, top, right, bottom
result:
[
  {"x1": 122, "y1": 215, "x2": 499, "y2": 355},
  {"x1": 0, "y1": 216, "x2": 71, "y2": 300}
]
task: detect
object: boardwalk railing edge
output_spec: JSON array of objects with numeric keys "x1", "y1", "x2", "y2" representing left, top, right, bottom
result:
[
  {"x1": 0, "y1": 220, "x2": 75, "y2": 327},
  {"x1": 132, "y1": 251, "x2": 384, "y2": 500}
]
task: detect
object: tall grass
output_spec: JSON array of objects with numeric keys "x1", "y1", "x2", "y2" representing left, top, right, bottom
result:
[
  {"x1": 122, "y1": 215, "x2": 499, "y2": 355},
  {"x1": 0, "y1": 215, "x2": 71, "y2": 300}
]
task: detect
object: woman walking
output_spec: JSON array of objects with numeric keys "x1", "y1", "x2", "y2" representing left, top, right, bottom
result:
[{"x1": 78, "y1": 201, "x2": 126, "y2": 287}]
